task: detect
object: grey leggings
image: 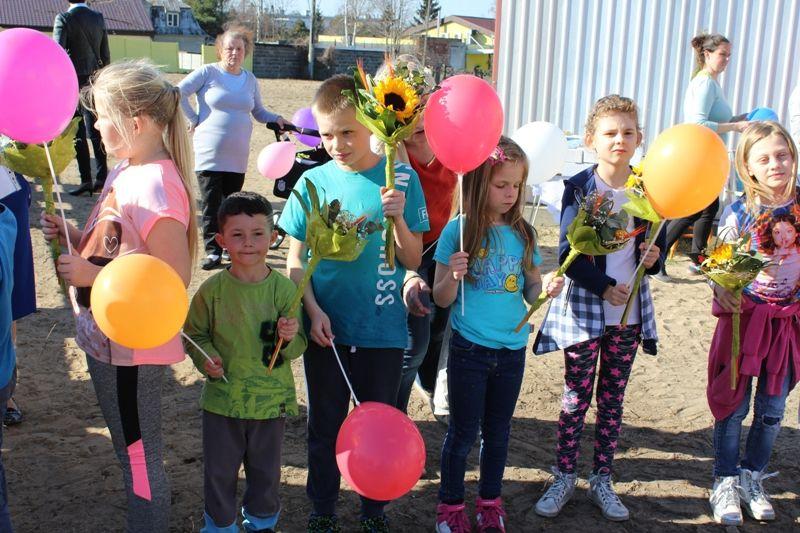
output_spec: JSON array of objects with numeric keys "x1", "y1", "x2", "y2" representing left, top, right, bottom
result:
[{"x1": 87, "y1": 356, "x2": 170, "y2": 532}]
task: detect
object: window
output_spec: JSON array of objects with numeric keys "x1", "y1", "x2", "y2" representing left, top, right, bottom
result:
[{"x1": 166, "y1": 12, "x2": 179, "y2": 27}]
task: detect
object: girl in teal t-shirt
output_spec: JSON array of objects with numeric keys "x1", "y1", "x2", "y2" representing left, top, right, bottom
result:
[{"x1": 431, "y1": 137, "x2": 564, "y2": 532}]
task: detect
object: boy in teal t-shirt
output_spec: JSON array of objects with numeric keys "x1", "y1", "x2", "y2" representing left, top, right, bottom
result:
[
  {"x1": 279, "y1": 74, "x2": 429, "y2": 532},
  {"x1": 184, "y1": 192, "x2": 307, "y2": 533}
]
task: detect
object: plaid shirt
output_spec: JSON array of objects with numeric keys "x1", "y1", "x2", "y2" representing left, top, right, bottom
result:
[{"x1": 534, "y1": 167, "x2": 662, "y2": 356}]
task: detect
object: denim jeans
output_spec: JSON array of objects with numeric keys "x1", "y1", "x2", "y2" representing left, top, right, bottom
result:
[
  {"x1": 439, "y1": 331, "x2": 525, "y2": 503},
  {"x1": 0, "y1": 370, "x2": 16, "y2": 532},
  {"x1": 396, "y1": 247, "x2": 451, "y2": 412},
  {"x1": 713, "y1": 372, "x2": 792, "y2": 477}
]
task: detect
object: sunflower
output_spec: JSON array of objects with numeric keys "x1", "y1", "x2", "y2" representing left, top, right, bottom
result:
[
  {"x1": 373, "y1": 76, "x2": 419, "y2": 122},
  {"x1": 708, "y1": 243, "x2": 734, "y2": 264}
]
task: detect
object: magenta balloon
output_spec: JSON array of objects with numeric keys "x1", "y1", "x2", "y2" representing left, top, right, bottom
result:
[
  {"x1": 0, "y1": 28, "x2": 79, "y2": 144},
  {"x1": 291, "y1": 107, "x2": 321, "y2": 147},
  {"x1": 336, "y1": 402, "x2": 426, "y2": 501},
  {"x1": 257, "y1": 141, "x2": 296, "y2": 180},
  {"x1": 424, "y1": 75, "x2": 504, "y2": 174}
]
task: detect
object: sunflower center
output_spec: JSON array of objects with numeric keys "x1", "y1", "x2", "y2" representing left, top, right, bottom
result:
[{"x1": 384, "y1": 92, "x2": 406, "y2": 111}]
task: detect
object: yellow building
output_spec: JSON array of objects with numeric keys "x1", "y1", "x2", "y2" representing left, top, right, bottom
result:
[{"x1": 406, "y1": 15, "x2": 495, "y2": 74}]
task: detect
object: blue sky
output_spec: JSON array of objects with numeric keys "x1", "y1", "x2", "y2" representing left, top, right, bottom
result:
[{"x1": 317, "y1": 0, "x2": 495, "y2": 18}]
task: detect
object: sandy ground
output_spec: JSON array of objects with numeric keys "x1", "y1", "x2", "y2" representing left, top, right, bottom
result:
[{"x1": 8, "y1": 76, "x2": 800, "y2": 532}]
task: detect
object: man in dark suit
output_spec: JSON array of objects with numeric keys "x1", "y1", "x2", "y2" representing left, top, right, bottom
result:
[{"x1": 53, "y1": 1, "x2": 110, "y2": 196}]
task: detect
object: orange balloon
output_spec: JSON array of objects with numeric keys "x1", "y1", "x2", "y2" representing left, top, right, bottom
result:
[
  {"x1": 642, "y1": 123, "x2": 730, "y2": 219},
  {"x1": 90, "y1": 254, "x2": 188, "y2": 349}
]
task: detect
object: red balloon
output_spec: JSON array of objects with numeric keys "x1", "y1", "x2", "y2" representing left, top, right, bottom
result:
[
  {"x1": 424, "y1": 74, "x2": 504, "y2": 174},
  {"x1": 336, "y1": 402, "x2": 426, "y2": 501}
]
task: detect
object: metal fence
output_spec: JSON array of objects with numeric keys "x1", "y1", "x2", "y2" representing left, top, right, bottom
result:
[{"x1": 495, "y1": 0, "x2": 800, "y2": 148}]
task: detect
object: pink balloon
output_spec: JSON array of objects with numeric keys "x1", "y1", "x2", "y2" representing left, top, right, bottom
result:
[
  {"x1": 257, "y1": 141, "x2": 296, "y2": 180},
  {"x1": 424, "y1": 75, "x2": 504, "y2": 174},
  {"x1": 0, "y1": 28, "x2": 79, "y2": 144},
  {"x1": 291, "y1": 107, "x2": 321, "y2": 147},
  {"x1": 336, "y1": 402, "x2": 425, "y2": 501}
]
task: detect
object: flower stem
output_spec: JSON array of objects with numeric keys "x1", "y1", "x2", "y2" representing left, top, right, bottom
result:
[
  {"x1": 40, "y1": 178, "x2": 65, "y2": 293},
  {"x1": 731, "y1": 290, "x2": 741, "y2": 390},
  {"x1": 514, "y1": 248, "x2": 580, "y2": 333},
  {"x1": 620, "y1": 220, "x2": 663, "y2": 326},
  {"x1": 268, "y1": 255, "x2": 322, "y2": 373},
  {"x1": 384, "y1": 143, "x2": 396, "y2": 269}
]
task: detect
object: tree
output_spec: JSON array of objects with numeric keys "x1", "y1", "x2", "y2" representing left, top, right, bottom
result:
[
  {"x1": 413, "y1": 0, "x2": 440, "y2": 26},
  {"x1": 371, "y1": 0, "x2": 412, "y2": 55},
  {"x1": 186, "y1": 0, "x2": 230, "y2": 37},
  {"x1": 337, "y1": 0, "x2": 371, "y2": 46}
]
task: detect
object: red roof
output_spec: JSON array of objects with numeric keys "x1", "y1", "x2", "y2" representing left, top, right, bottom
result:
[
  {"x1": 0, "y1": 0, "x2": 153, "y2": 35},
  {"x1": 455, "y1": 16, "x2": 495, "y2": 34}
]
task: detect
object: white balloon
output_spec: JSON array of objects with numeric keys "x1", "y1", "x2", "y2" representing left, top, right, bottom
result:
[{"x1": 511, "y1": 121, "x2": 569, "y2": 185}]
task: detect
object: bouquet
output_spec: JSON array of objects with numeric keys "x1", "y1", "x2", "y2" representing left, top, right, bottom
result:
[
  {"x1": 618, "y1": 165, "x2": 665, "y2": 325},
  {"x1": 700, "y1": 235, "x2": 770, "y2": 389},
  {"x1": 0, "y1": 117, "x2": 80, "y2": 285},
  {"x1": 343, "y1": 57, "x2": 430, "y2": 268},
  {"x1": 514, "y1": 190, "x2": 644, "y2": 332},
  {"x1": 268, "y1": 178, "x2": 382, "y2": 371}
]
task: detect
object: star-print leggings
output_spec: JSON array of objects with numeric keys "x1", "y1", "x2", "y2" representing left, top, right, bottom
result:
[{"x1": 555, "y1": 325, "x2": 641, "y2": 474}]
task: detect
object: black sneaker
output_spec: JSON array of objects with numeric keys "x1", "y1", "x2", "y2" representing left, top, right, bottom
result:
[
  {"x1": 360, "y1": 515, "x2": 390, "y2": 533},
  {"x1": 308, "y1": 514, "x2": 341, "y2": 533},
  {"x1": 3, "y1": 400, "x2": 22, "y2": 427},
  {"x1": 201, "y1": 253, "x2": 221, "y2": 270}
]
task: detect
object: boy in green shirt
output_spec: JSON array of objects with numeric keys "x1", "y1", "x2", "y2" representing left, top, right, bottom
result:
[{"x1": 184, "y1": 191, "x2": 307, "y2": 533}]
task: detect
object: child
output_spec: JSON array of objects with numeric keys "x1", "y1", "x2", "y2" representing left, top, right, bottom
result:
[
  {"x1": 41, "y1": 60, "x2": 197, "y2": 532},
  {"x1": 184, "y1": 192, "x2": 307, "y2": 533},
  {"x1": 533, "y1": 95, "x2": 664, "y2": 522},
  {"x1": 279, "y1": 75, "x2": 429, "y2": 533},
  {"x1": 432, "y1": 137, "x2": 564, "y2": 533},
  {"x1": 706, "y1": 121, "x2": 799, "y2": 526},
  {"x1": 0, "y1": 201, "x2": 17, "y2": 531}
]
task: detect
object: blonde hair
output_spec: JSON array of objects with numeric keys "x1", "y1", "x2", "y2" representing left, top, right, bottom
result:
[
  {"x1": 312, "y1": 74, "x2": 356, "y2": 115},
  {"x1": 81, "y1": 60, "x2": 198, "y2": 261},
  {"x1": 691, "y1": 33, "x2": 730, "y2": 76},
  {"x1": 735, "y1": 121, "x2": 798, "y2": 213},
  {"x1": 215, "y1": 24, "x2": 254, "y2": 59},
  {"x1": 461, "y1": 136, "x2": 537, "y2": 279},
  {"x1": 584, "y1": 94, "x2": 641, "y2": 141}
]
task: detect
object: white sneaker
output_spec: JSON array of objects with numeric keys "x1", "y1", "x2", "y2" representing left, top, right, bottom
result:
[
  {"x1": 739, "y1": 469, "x2": 777, "y2": 521},
  {"x1": 588, "y1": 469, "x2": 629, "y2": 521},
  {"x1": 710, "y1": 476, "x2": 743, "y2": 525},
  {"x1": 534, "y1": 467, "x2": 577, "y2": 518}
]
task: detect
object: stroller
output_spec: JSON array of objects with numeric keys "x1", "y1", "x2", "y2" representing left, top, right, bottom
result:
[{"x1": 265, "y1": 122, "x2": 331, "y2": 249}]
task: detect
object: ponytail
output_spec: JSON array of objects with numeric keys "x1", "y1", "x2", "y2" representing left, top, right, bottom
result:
[
  {"x1": 691, "y1": 33, "x2": 730, "y2": 77},
  {"x1": 165, "y1": 86, "x2": 198, "y2": 262}
]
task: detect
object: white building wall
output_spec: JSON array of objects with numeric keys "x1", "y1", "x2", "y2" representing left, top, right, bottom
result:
[{"x1": 496, "y1": 0, "x2": 800, "y2": 149}]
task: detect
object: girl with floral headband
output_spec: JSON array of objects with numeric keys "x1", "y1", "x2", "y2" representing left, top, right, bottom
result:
[{"x1": 431, "y1": 136, "x2": 564, "y2": 532}]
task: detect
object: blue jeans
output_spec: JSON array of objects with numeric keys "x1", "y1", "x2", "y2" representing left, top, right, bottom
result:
[
  {"x1": 0, "y1": 370, "x2": 15, "y2": 532},
  {"x1": 713, "y1": 372, "x2": 792, "y2": 477},
  {"x1": 439, "y1": 331, "x2": 525, "y2": 503},
  {"x1": 396, "y1": 247, "x2": 451, "y2": 412}
]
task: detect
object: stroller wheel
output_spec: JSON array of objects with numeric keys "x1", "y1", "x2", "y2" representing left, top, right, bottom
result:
[{"x1": 271, "y1": 210, "x2": 285, "y2": 250}]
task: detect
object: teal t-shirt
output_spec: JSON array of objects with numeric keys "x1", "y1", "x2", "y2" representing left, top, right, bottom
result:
[
  {"x1": 434, "y1": 217, "x2": 542, "y2": 350},
  {"x1": 279, "y1": 158, "x2": 429, "y2": 349}
]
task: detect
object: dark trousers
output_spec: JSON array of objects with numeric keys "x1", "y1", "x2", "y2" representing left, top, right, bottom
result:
[
  {"x1": 439, "y1": 332, "x2": 525, "y2": 503},
  {"x1": 396, "y1": 245, "x2": 451, "y2": 412},
  {"x1": 197, "y1": 171, "x2": 246, "y2": 255},
  {"x1": 304, "y1": 341, "x2": 403, "y2": 518},
  {"x1": 75, "y1": 75, "x2": 107, "y2": 186},
  {"x1": 664, "y1": 197, "x2": 720, "y2": 266},
  {"x1": 0, "y1": 370, "x2": 15, "y2": 533},
  {"x1": 202, "y1": 411, "x2": 284, "y2": 530}
]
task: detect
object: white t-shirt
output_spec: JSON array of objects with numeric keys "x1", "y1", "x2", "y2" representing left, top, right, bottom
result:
[{"x1": 595, "y1": 176, "x2": 641, "y2": 325}]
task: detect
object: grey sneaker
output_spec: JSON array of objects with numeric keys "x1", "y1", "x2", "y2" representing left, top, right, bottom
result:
[
  {"x1": 739, "y1": 469, "x2": 776, "y2": 521},
  {"x1": 710, "y1": 475, "x2": 743, "y2": 525},
  {"x1": 588, "y1": 469, "x2": 629, "y2": 521},
  {"x1": 534, "y1": 467, "x2": 577, "y2": 518}
]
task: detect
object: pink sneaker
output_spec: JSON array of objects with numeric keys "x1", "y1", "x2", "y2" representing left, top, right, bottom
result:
[
  {"x1": 436, "y1": 502, "x2": 471, "y2": 533},
  {"x1": 475, "y1": 497, "x2": 506, "y2": 533}
]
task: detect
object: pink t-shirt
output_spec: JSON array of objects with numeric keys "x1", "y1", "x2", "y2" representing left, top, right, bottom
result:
[{"x1": 73, "y1": 160, "x2": 191, "y2": 366}]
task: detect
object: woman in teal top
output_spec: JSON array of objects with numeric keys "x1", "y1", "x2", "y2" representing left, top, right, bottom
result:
[{"x1": 660, "y1": 33, "x2": 749, "y2": 280}]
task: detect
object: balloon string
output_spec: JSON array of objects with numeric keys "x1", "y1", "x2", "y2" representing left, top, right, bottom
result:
[
  {"x1": 458, "y1": 173, "x2": 465, "y2": 316},
  {"x1": 529, "y1": 195, "x2": 542, "y2": 227},
  {"x1": 330, "y1": 342, "x2": 360, "y2": 405},
  {"x1": 180, "y1": 331, "x2": 229, "y2": 383},
  {"x1": 624, "y1": 219, "x2": 667, "y2": 287},
  {"x1": 42, "y1": 143, "x2": 73, "y2": 255}
]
